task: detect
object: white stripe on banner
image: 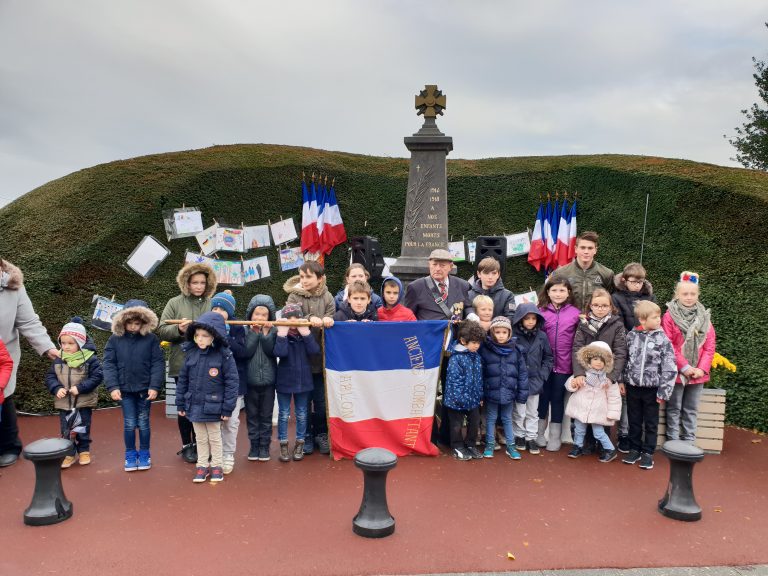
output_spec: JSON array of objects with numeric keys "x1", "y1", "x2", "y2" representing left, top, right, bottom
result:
[{"x1": 326, "y1": 367, "x2": 439, "y2": 423}]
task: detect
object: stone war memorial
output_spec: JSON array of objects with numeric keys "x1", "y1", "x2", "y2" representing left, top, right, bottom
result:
[{"x1": 391, "y1": 84, "x2": 453, "y2": 283}]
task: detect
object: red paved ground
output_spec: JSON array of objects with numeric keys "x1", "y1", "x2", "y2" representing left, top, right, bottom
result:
[{"x1": 1, "y1": 408, "x2": 766, "y2": 576}]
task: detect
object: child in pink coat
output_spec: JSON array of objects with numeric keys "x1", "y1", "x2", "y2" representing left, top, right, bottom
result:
[
  {"x1": 565, "y1": 341, "x2": 622, "y2": 463},
  {"x1": 661, "y1": 271, "x2": 716, "y2": 443}
]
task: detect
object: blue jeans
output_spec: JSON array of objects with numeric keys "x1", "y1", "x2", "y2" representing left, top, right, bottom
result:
[
  {"x1": 573, "y1": 420, "x2": 613, "y2": 451},
  {"x1": 277, "y1": 391, "x2": 311, "y2": 443},
  {"x1": 485, "y1": 401, "x2": 514, "y2": 447},
  {"x1": 121, "y1": 391, "x2": 152, "y2": 452}
]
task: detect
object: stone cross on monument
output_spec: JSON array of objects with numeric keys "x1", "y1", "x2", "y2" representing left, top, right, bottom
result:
[{"x1": 390, "y1": 85, "x2": 453, "y2": 284}]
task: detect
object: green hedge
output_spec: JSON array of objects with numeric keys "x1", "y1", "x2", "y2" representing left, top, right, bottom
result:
[{"x1": 1, "y1": 146, "x2": 765, "y2": 430}]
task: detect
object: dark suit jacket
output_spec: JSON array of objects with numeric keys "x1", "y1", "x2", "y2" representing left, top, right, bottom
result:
[{"x1": 404, "y1": 275, "x2": 471, "y2": 320}]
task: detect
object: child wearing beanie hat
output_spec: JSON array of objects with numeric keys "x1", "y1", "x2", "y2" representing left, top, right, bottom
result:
[
  {"x1": 478, "y1": 316, "x2": 529, "y2": 460},
  {"x1": 565, "y1": 341, "x2": 622, "y2": 463},
  {"x1": 45, "y1": 318, "x2": 103, "y2": 468},
  {"x1": 210, "y1": 290, "x2": 248, "y2": 474}
]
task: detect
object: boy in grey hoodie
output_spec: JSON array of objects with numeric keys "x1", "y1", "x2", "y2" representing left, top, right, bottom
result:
[{"x1": 621, "y1": 300, "x2": 677, "y2": 470}]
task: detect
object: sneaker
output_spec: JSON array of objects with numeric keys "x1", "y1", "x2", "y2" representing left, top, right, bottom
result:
[
  {"x1": 568, "y1": 446, "x2": 583, "y2": 459},
  {"x1": 303, "y1": 435, "x2": 314, "y2": 455},
  {"x1": 78, "y1": 452, "x2": 91, "y2": 466},
  {"x1": 622, "y1": 449, "x2": 642, "y2": 465},
  {"x1": 527, "y1": 440, "x2": 541, "y2": 455},
  {"x1": 452, "y1": 447, "x2": 472, "y2": 461},
  {"x1": 124, "y1": 450, "x2": 139, "y2": 472},
  {"x1": 293, "y1": 440, "x2": 305, "y2": 461},
  {"x1": 257, "y1": 446, "x2": 271, "y2": 462},
  {"x1": 515, "y1": 436, "x2": 526, "y2": 451},
  {"x1": 618, "y1": 436, "x2": 630, "y2": 454},
  {"x1": 639, "y1": 453, "x2": 654, "y2": 470},
  {"x1": 137, "y1": 450, "x2": 151, "y2": 470},
  {"x1": 483, "y1": 443, "x2": 495, "y2": 458},
  {"x1": 209, "y1": 466, "x2": 224, "y2": 482},
  {"x1": 279, "y1": 441, "x2": 291, "y2": 462},
  {"x1": 466, "y1": 446, "x2": 483, "y2": 459},
  {"x1": 61, "y1": 455, "x2": 78, "y2": 468},
  {"x1": 247, "y1": 447, "x2": 260, "y2": 461},
  {"x1": 193, "y1": 466, "x2": 210, "y2": 483},
  {"x1": 506, "y1": 446, "x2": 522, "y2": 460},
  {"x1": 316, "y1": 433, "x2": 330, "y2": 455},
  {"x1": 599, "y1": 449, "x2": 618, "y2": 463},
  {"x1": 181, "y1": 444, "x2": 197, "y2": 464},
  {"x1": 222, "y1": 454, "x2": 235, "y2": 475}
]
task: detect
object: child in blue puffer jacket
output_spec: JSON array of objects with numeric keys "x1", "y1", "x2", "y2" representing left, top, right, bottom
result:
[
  {"x1": 479, "y1": 316, "x2": 529, "y2": 460},
  {"x1": 176, "y1": 312, "x2": 239, "y2": 483},
  {"x1": 104, "y1": 299, "x2": 165, "y2": 472},
  {"x1": 443, "y1": 321, "x2": 486, "y2": 461},
  {"x1": 512, "y1": 303, "x2": 553, "y2": 455}
]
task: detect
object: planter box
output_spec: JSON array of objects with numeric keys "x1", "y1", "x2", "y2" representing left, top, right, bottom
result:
[{"x1": 657, "y1": 388, "x2": 725, "y2": 454}]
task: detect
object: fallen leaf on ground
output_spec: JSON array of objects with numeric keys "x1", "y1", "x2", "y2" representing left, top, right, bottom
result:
[
  {"x1": 507, "y1": 552, "x2": 515, "y2": 560},
  {"x1": 751, "y1": 439, "x2": 762, "y2": 444}
]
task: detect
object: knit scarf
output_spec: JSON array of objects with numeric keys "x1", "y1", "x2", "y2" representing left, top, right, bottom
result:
[
  {"x1": 666, "y1": 299, "x2": 711, "y2": 367},
  {"x1": 61, "y1": 349, "x2": 94, "y2": 368},
  {"x1": 585, "y1": 368, "x2": 608, "y2": 388},
  {"x1": 584, "y1": 312, "x2": 611, "y2": 336}
]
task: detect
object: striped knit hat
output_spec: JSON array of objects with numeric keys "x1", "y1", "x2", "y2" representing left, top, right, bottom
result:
[{"x1": 59, "y1": 320, "x2": 87, "y2": 349}]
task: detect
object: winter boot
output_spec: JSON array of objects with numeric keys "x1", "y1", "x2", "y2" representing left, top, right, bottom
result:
[
  {"x1": 279, "y1": 441, "x2": 291, "y2": 462},
  {"x1": 546, "y1": 423, "x2": 562, "y2": 452},
  {"x1": 536, "y1": 419, "x2": 548, "y2": 448},
  {"x1": 293, "y1": 440, "x2": 305, "y2": 461}
]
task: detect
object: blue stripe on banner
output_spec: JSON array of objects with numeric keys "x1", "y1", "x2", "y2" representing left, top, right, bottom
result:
[{"x1": 324, "y1": 320, "x2": 448, "y2": 372}]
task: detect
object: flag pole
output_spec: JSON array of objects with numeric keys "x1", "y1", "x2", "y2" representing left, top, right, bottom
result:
[{"x1": 639, "y1": 192, "x2": 650, "y2": 264}]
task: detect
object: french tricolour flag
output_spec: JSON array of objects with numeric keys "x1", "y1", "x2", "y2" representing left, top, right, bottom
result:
[
  {"x1": 567, "y1": 200, "x2": 578, "y2": 261},
  {"x1": 527, "y1": 202, "x2": 546, "y2": 272},
  {"x1": 554, "y1": 199, "x2": 571, "y2": 268},
  {"x1": 300, "y1": 180, "x2": 320, "y2": 253},
  {"x1": 320, "y1": 183, "x2": 347, "y2": 254},
  {"x1": 325, "y1": 321, "x2": 448, "y2": 460}
]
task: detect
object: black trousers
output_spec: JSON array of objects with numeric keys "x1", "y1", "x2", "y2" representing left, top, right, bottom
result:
[
  {"x1": 446, "y1": 407, "x2": 480, "y2": 450},
  {"x1": 0, "y1": 397, "x2": 23, "y2": 456},
  {"x1": 245, "y1": 384, "x2": 275, "y2": 450},
  {"x1": 626, "y1": 385, "x2": 660, "y2": 454}
]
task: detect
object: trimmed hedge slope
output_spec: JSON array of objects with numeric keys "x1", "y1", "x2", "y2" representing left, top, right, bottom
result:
[{"x1": 1, "y1": 145, "x2": 766, "y2": 430}]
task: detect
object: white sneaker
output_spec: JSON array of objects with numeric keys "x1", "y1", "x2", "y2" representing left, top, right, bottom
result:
[{"x1": 222, "y1": 454, "x2": 235, "y2": 475}]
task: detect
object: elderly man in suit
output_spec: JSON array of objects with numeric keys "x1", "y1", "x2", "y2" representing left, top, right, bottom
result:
[
  {"x1": 404, "y1": 249, "x2": 471, "y2": 321},
  {"x1": 404, "y1": 249, "x2": 471, "y2": 447}
]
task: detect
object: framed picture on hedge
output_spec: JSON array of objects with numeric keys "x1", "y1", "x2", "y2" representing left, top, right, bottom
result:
[
  {"x1": 506, "y1": 231, "x2": 531, "y2": 257},
  {"x1": 125, "y1": 235, "x2": 170, "y2": 279},
  {"x1": 163, "y1": 207, "x2": 204, "y2": 240},
  {"x1": 91, "y1": 295, "x2": 124, "y2": 332}
]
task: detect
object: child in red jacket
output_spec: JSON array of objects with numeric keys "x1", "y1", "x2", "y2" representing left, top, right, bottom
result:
[
  {"x1": 662, "y1": 271, "x2": 716, "y2": 443},
  {"x1": 377, "y1": 276, "x2": 416, "y2": 321},
  {"x1": 0, "y1": 338, "x2": 13, "y2": 414}
]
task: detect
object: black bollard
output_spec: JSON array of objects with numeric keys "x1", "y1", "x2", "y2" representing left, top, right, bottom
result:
[
  {"x1": 353, "y1": 447, "x2": 397, "y2": 538},
  {"x1": 658, "y1": 439, "x2": 705, "y2": 522},
  {"x1": 22, "y1": 438, "x2": 74, "y2": 526}
]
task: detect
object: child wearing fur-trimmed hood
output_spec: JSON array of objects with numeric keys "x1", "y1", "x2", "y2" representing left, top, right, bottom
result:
[
  {"x1": 565, "y1": 341, "x2": 622, "y2": 463},
  {"x1": 104, "y1": 299, "x2": 165, "y2": 472}
]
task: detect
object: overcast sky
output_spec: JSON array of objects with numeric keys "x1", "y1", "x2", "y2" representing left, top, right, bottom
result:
[{"x1": 1, "y1": 0, "x2": 767, "y2": 207}]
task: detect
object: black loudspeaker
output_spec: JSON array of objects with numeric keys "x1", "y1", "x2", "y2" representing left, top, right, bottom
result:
[
  {"x1": 351, "y1": 236, "x2": 386, "y2": 281},
  {"x1": 476, "y1": 236, "x2": 507, "y2": 276}
]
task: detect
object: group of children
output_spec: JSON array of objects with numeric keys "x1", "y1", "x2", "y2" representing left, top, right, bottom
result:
[{"x1": 40, "y1": 246, "x2": 716, "y2": 480}]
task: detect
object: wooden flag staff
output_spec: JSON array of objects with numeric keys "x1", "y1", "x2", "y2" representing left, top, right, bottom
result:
[{"x1": 164, "y1": 319, "x2": 313, "y2": 327}]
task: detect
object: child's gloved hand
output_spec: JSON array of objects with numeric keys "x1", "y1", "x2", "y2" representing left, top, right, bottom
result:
[
  {"x1": 110, "y1": 390, "x2": 122, "y2": 401},
  {"x1": 297, "y1": 326, "x2": 311, "y2": 337},
  {"x1": 277, "y1": 326, "x2": 290, "y2": 338}
]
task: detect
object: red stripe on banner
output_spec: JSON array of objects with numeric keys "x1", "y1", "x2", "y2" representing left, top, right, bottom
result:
[{"x1": 329, "y1": 416, "x2": 439, "y2": 460}]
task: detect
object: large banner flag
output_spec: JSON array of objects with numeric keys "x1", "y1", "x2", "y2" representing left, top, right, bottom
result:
[{"x1": 325, "y1": 321, "x2": 448, "y2": 460}]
